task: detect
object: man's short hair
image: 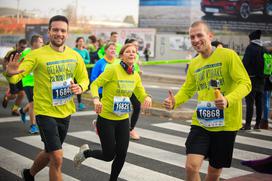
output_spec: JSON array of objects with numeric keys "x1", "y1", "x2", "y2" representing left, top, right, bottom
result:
[
  {"x1": 30, "y1": 35, "x2": 42, "y2": 46},
  {"x1": 18, "y1": 39, "x2": 27, "y2": 45},
  {"x1": 110, "y1": 32, "x2": 118, "y2": 36},
  {"x1": 190, "y1": 20, "x2": 211, "y2": 33},
  {"x1": 49, "y1": 15, "x2": 69, "y2": 29}
]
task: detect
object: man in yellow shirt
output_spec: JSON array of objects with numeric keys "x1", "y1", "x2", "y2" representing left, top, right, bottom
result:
[
  {"x1": 164, "y1": 21, "x2": 251, "y2": 181},
  {"x1": 4, "y1": 15, "x2": 89, "y2": 181}
]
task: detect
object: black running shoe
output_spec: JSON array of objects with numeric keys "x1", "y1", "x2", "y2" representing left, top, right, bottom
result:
[{"x1": 21, "y1": 169, "x2": 34, "y2": 181}]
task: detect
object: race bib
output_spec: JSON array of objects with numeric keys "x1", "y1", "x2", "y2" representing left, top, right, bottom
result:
[
  {"x1": 113, "y1": 96, "x2": 132, "y2": 116},
  {"x1": 196, "y1": 101, "x2": 224, "y2": 127},
  {"x1": 52, "y1": 78, "x2": 73, "y2": 106}
]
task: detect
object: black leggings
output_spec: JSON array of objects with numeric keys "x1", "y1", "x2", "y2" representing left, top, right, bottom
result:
[
  {"x1": 84, "y1": 116, "x2": 129, "y2": 181},
  {"x1": 245, "y1": 90, "x2": 263, "y2": 126},
  {"x1": 130, "y1": 93, "x2": 141, "y2": 130},
  {"x1": 74, "y1": 79, "x2": 82, "y2": 103}
]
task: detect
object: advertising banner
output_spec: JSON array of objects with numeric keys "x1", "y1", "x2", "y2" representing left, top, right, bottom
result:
[
  {"x1": 139, "y1": 0, "x2": 272, "y2": 33},
  {"x1": 91, "y1": 28, "x2": 156, "y2": 57}
]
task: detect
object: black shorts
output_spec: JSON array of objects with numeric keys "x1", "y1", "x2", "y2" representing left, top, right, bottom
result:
[
  {"x1": 9, "y1": 80, "x2": 24, "y2": 94},
  {"x1": 185, "y1": 125, "x2": 237, "y2": 169},
  {"x1": 23, "y1": 86, "x2": 33, "y2": 102},
  {"x1": 36, "y1": 115, "x2": 71, "y2": 152}
]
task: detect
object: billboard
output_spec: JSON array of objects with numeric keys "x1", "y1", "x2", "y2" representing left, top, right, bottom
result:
[
  {"x1": 139, "y1": 0, "x2": 197, "y2": 32},
  {"x1": 25, "y1": 24, "x2": 49, "y2": 43},
  {"x1": 91, "y1": 28, "x2": 156, "y2": 57},
  {"x1": 139, "y1": 0, "x2": 272, "y2": 33}
]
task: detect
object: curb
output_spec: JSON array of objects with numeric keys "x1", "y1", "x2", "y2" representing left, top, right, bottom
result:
[
  {"x1": 141, "y1": 73, "x2": 186, "y2": 84},
  {"x1": 0, "y1": 72, "x2": 193, "y2": 120}
]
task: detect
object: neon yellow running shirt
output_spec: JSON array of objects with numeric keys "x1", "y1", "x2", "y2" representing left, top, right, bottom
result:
[
  {"x1": 5, "y1": 45, "x2": 89, "y2": 118},
  {"x1": 91, "y1": 63, "x2": 148, "y2": 120},
  {"x1": 174, "y1": 47, "x2": 251, "y2": 131}
]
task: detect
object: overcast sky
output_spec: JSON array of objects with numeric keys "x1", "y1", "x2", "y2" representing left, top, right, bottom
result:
[{"x1": 0, "y1": 0, "x2": 139, "y2": 21}]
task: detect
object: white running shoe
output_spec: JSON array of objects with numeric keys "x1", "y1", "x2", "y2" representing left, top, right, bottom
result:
[
  {"x1": 92, "y1": 119, "x2": 98, "y2": 135},
  {"x1": 73, "y1": 144, "x2": 89, "y2": 169}
]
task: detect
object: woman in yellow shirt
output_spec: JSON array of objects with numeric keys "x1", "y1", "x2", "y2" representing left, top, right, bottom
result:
[{"x1": 74, "y1": 43, "x2": 152, "y2": 181}]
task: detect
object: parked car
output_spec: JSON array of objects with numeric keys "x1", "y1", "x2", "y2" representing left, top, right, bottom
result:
[{"x1": 201, "y1": 0, "x2": 272, "y2": 19}]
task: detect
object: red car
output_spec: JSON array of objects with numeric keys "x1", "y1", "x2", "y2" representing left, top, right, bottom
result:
[{"x1": 201, "y1": 0, "x2": 272, "y2": 19}]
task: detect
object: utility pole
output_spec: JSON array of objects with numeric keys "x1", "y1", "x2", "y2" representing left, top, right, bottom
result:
[
  {"x1": 75, "y1": 0, "x2": 78, "y2": 24},
  {"x1": 16, "y1": 0, "x2": 20, "y2": 23}
]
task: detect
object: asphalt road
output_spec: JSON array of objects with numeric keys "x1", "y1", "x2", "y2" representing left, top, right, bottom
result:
[{"x1": 1, "y1": 108, "x2": 272, "y2": 181}]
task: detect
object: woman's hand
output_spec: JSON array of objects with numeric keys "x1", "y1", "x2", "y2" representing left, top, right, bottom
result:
[{"x1": 93, "y1": 97, "x2": 103, "y2": 114}]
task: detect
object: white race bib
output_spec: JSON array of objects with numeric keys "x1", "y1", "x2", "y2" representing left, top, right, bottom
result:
[
  {"x1": 196, "y1": 101, "x2": 224, "y2": 127},
  {"x1": 113, "y1": 96, "x2": 132, "y2": 116},
  {"x1": 52, "y1": 78, "x2": 73, "y2": 106}
]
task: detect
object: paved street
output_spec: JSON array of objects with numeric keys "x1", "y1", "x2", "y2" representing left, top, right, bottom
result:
[
  {"x1": 0, "y1": 108, "x2": 272, "y2": 180},
  {"x1": 0, "y1": 64, "x2": 272, "y2": 180}
]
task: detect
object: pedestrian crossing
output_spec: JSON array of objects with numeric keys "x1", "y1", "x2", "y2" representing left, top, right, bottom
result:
[{"x1": 1, "y1": 118, "x2": 271, "y2": 180}]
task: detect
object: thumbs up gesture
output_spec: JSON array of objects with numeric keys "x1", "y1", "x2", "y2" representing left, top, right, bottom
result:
[
  {"x1": 70, "y1": 80, "x2": 83, "y2": 95},
  {"x1": 163, "y1": 90, "x2": 175, "y2": 110},
  {"x1": 214, "y1": 89, "x2": 228, "y2": 109}
]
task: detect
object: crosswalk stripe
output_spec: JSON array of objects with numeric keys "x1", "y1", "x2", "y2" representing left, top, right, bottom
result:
[
  {"x1": 0, "y1": 146, "x2": 79, "y2": 181},
  {"x1": 185, "y1": 120, "x2": 272, "y2": 135},
  {"x1": 135, "y1": 128, "x2": 269, "y2": 160},
  {"x1": 0, "y1": 111, "x2": 96, "y2": 123},
  {"x1": 68, "y1": 131, "x2": 252, "y2": 179},
  {"x1": 153, "y1": 122, "x2": 272, "y2": 150},
  {"x1": 15, "y1": 136, "x2": 183, "y2": 181}
]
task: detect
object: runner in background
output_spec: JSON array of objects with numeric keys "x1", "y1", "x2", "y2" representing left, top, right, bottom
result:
[
  {"x1": 74, "y1": 43, "x2": 152, "y2": 181},
  {"x1": 87, "y1": 35, "x2": 99, "y2": 90},
  {"x1": 4, "y1": 15, "x2": 89, "y2": 181},
  {"x1": 19, "y1": 34, "x2": 44, "y2": 134},
  {"x1": 125, "y1": 38, "x2": 142, "y2": 140},
  {"x1": 73, "y1": 37, "x2": 90, "y2": 111},
  {"x1": 2, "y1": 39, "x2": 27, "y2": 116},
  {"x1": 90, "y1": 42, "x2": 120, "y2": 133},
  {"x1": 97, "y1": 32, "x2": 122, "y2": 59}
]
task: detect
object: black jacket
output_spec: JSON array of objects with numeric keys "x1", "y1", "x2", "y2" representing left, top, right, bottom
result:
[{"x1": 242, "y1": 40, "x2": 265, "y2": 92}]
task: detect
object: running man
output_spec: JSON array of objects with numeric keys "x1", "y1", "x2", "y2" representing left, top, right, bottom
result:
[
  {"x1": 19, "y1": 34, "x2": 44, "y2": 134},
  {"x1": 2, "y1": 39, "x2": 27, "y2": 116},
  {"x1": 163, "y1": 21, "x2": 251, "y2": 181},
  {"x1": 4, "y1": 15, "x2": 89, "y2": 181},
  {"x1": 97, "y1": 31, "x2": 122, "y2": 59}
]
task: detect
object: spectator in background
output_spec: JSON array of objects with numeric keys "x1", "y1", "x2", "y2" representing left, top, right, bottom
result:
[
  {"x1": 143, "y1": 43, "x2": 151, "y2": 62},
  {"x1": 73, "y1": 37, "x2": 90, "y2": 111},
  {"x1": 242, "y1": 30, "x2": 265, "y2": 130},
  {"x1": 2, "y1": 39, "x2": 27, "y2": 116}
]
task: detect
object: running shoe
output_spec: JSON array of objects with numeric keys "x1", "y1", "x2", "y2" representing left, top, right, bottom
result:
[
  {"x1": 2, "y1": 95, "x2": 8, "y2": 108},
  {"x1": 130, "y1": 129, "x2": 140, "y2": 140},
  {"x1": 92, "y1": 119, "x2": 98, "y2": 135},
  {"x1": 21, "y1": 168, "x2": 34, "y2": 181},
  {"x1": 240, "y1": 124, "x2": 251, "y2": 131},
  {"x1": 260, "y1": 120, "x2": 269, "y2": 129},
  {"x1": 78, "y1": 103, "x2": 86, "y2": 111},
  {"x1": 19, "y1": 108, "x2": 26, "y2": 124},
  {"x1": 11, "y1": 109, "x2": 20, "y2": 116},
  {"x1": 73, "y1": 144, "x2": 89, "y2": 169},
  {"x1": 29, "y1": 124, "x2": 39, "y2": 134},
  {"x1": 253, "y1": 124, "x2": 260, "y2": 130}
]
